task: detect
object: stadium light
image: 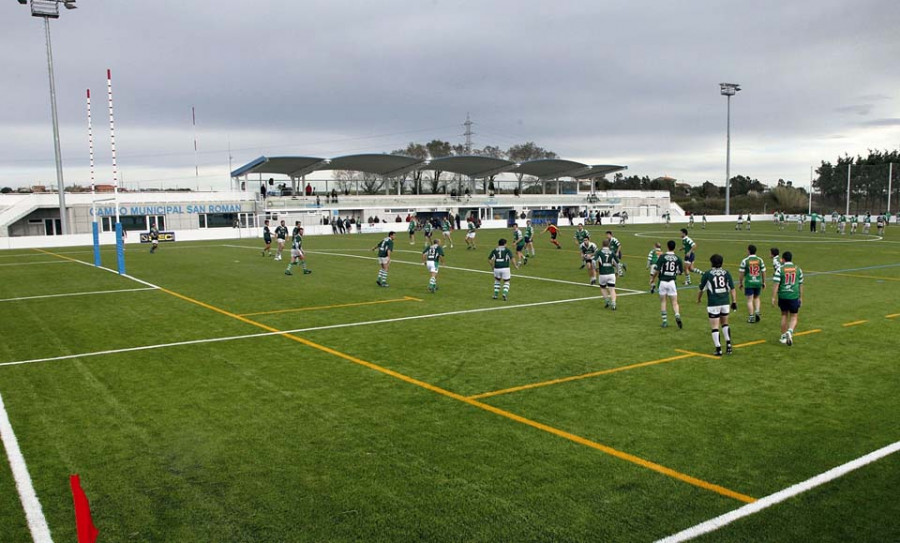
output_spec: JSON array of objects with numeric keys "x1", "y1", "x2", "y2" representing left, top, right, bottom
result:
[
  {"x1": 21, "y1": 0, "x2": 78, "y2": 234},
  {"x1": 720, "y1": 83, "x2": 741, "y2": 216}
]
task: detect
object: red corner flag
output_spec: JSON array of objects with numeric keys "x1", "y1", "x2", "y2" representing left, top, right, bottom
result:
[{"x1": 69, "y1": 474, "x2": 99, "y2": 543}]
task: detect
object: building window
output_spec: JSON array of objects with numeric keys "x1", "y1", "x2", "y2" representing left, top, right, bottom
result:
[
  {"x1": 102, "y1": 215, "x2": 147, "y2": 232},
  {"x1": 199, "y1": 213, "x2": 237, "y2": 228}
]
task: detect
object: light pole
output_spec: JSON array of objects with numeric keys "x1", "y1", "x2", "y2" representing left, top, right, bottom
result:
[
  {"x1": 720, "y1": 82, "x2": 741, "y2": 216},
  {"x1": 21, "y1": 0, "x2": 77, "y2": 235}
]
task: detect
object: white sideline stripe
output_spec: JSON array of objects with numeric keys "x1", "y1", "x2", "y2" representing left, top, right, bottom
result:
[
  {"x1": 655, "y1": 440, "x2": 900, "y2": 543},
  {"x1": 292, "y1": 247, "x2": 646, "y2": 294},
  {"x1": 223, "y1": 243, "x2": 638, "y2": 291},
  {"x1": 0, "y1": 287, "x2": 157, "y2": 303},
  {"x1": 0, "y1": 261, "x2": 71, "y2": 267},
  {"x1": 0, "y1": 392, "x2": 54, "y2": 543},
  {"x1": 52, "y1": 253, "x2": 162, "y2": 290},
  {"x1": 0, "y1": 292, "x2": 641, "y2": 369}
]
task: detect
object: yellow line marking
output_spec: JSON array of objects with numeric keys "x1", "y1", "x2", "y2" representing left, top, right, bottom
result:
[
  {"x1": 793, "y1": 329, "x2": 822, "y2": 337},
  {"x1": 886, "y1": 314, "x2": 900, "y2": 319},
  {"x1": 32, "y1": 248, "x2": 755, "y2": 504},
  {"x1": 842, "y1": 320, "x2": 868, "y2": 327},
  {"x1": 733, "y1": 339, "x2": 767, "y2": 348},
  {"x1": 240, "y1": 296, "x2": 422, "y2": 317},
  {"x1": 675, "y1": 349, "x2": 722, "y2": 360},
  {"x1": 156, "y1": 287, "x2": 754, "y2": 503},
  {"x1": 468, "y1": 354, "x2": 696, "y2": 400},
  {"x1": 33, "y1": 248, "x2": 82, "y2": 262}
]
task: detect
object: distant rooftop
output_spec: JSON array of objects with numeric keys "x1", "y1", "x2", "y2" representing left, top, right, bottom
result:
[{"x1": 232, "y1": 154, "x2": 626, "y2": 180}]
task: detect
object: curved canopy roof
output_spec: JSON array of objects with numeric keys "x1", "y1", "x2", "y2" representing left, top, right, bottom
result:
[{"x1": 232, "y1": 154, "x2": 625, "y2": 180}]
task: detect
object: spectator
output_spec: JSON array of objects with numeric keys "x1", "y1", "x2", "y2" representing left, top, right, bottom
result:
[{"x1": 305, "y1": 183, "x2": 313, "y2": 196}]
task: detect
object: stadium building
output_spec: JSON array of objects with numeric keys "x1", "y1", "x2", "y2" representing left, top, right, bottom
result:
[{"x1": 0, "y1": 154, "x2": 676, "y2": 248}]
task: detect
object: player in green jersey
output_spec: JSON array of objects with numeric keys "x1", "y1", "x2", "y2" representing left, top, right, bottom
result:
[
  {"x1": 465, "y1": 218, "x2": 478, "y2": 250},
  {"x1": 512, "y1": 223, "x2": 528, "y2": 266},
  {"x1": 422, "y1": 238, "x2": 445, "y2": 293},
  {"x1": 408, "y1": 218, "x2": 417, "y2": 245},
  {"x1": 863, "y1": 212, "x2": 872, "y2": 234},
  {"x1": 261, "y1": 219, "x2": 272, "y2": 257},
  {"x1": 580, "y1": 236, "x2": 599, "y2": 285},
  {"x1": 680, "y1": 228, "x2": 701, "y2": 285},
  {"x1": 423, "y1": 220, "x2": 434, "y2": 243},
  {"x1": 595, "y1": 239, "x2": 619, "y2": 309},
  {"x1": 441, "y1": 218, "x2": 454, "y2": 248},
  {"x1": 274, "y1": 220, "x2": 289, "y2": 261},
  {"x1": 649, "y1": 240, "x2": 684, "y2": 328},
  {"x1": 284, "y1": 226, "x2": 312, "y2": 275},
  {"x1": 523, "y1": 220, "x2": 536, "y2": 257},
  {"x1": 371, "y1": 232, "x2": 395, "y2": 287},
  {"x1": 574, "y1": 224, "x2": 590, "y2": 268},
  {"x1": 850, "y1": 214, "x2": 858, "y2": 235},
  {"x1": 688, "y1": 213, "x2": 695, "y2": 228},
  {"x1": 489, "y1": 238, "x2": 518, "y2": 300},
  {"x1": 646, "y1": 242, "x2": 662, "y2": 292},
  {"x1": 701, "y1": 213, "x2": 707, "y2": 229},
  {"x1": 769, "y1": 247, "x2": 781, "y2": 276},
  {"x1": 605, "y1": 231, "x2": 626, "y2": 277},
  {"x1": 698, "y1": 254, "x2": 738, "y2": 356},
  {"x1": 772, "y1": 251, "x2": 803, "y2": 346},
  {"x1": 738, "y1": 244, "x2": 766, "y2": 323}
]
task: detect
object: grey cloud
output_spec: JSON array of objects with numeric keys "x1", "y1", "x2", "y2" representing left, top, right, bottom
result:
[
  {"x1": 835, "y1": 105, "x2": 874, "y2": 116},
  {"x1": 859, "y1": 118, "x2": 900, "y2": 127}
]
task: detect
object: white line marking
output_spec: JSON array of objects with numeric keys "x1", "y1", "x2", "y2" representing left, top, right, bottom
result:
[
  {"x1": 0, "y1": 391, "x2": 54, "y2": 543},
  {"x1": 655, "y1": 440, "x2": 900, "y2": 543},
  {"x1": 632, "y1": 231, "x2": 882, "y2": 244},
  {"x1": 0, "y1": 261, "x2": 72, "y2": 267},
  {"x1": 43, "y1": 252, "x2": 162, "y2": 290},
  {"x1": 224, "y1": 243, "x2": 638, "y2": 291},
  {"x1": 282, "y1": 247, "x2": 646, "y2": 294},
  {"x1": 0, "y1": 292, "x2": 642, "y2": 369},
  {"x1": 0, "y1": 287, "x2": 157, "y2": 303}
]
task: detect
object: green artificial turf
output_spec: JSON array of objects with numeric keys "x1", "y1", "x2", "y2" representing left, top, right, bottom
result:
[{"x1": 0, "y1": 222, "x2": 897, "y2": 542}]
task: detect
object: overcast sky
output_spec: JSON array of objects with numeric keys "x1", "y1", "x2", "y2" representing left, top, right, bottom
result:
[{"x1": 1, "y1": 0, "x2": 898, "y2": 190}]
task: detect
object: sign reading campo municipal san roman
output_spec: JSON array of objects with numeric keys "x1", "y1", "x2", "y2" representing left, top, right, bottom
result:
[{"x1": 90, "y1": 203, "x2": 244, "y2": 216}]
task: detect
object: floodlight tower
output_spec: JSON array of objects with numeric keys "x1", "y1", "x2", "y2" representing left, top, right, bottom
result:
[
  {"x1": 720, "y1": 82, "x2": 741, "y2": 216},
  {"x1": 20, "y1": 0, "x2": 78, "y2": 235}
]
